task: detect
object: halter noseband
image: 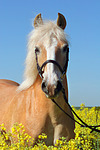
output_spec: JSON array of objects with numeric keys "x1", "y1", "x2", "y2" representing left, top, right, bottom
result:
[{"x1": 35, "y1": 47, "x2": 69, "y2": 79}]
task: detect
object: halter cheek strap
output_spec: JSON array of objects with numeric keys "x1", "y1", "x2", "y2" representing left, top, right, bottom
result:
[{"x1": 35, "y1": 50, "x2": 44, "y2": 78}]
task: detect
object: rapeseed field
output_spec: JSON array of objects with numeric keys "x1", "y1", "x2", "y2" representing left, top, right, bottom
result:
[{"x1": 0, "y1": 104, "x2": 100, "y2": 150}]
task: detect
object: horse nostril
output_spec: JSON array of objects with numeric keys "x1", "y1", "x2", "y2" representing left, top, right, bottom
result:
[
  {"x1": 41, "y1": 81, "x2": 48, "y2": 94},
  {"x1": 56, "y1": 80, "x2": 62, "y2": 92},
  {"x1": 41, "y1": 81, "x2": 46, "y2": 90}
]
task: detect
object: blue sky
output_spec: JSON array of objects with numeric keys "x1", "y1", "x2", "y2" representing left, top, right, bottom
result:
[{"x1": 0, "y1": 0, "x2": 100, "y2": 106}]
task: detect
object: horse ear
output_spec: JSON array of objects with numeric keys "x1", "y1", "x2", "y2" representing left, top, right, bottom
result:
[
  {"x1": 34, "y1": 13, "x2": 43, "y2": 28},
  {"x1": 57, "y1": 13, "x2": 67, "y2": 30}
]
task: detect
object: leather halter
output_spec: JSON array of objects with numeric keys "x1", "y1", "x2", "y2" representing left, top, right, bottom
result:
[{"x1": 35, "y1": 47, "x2": 69, "y2": 79}]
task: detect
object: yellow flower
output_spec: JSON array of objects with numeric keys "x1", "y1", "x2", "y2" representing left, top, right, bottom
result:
[
  {"x1": 38, "y1": 133, "x2": 47, "y2": 139},
  {"x1": 11, "y1": 127, "x2": 15, "y2": 133}
]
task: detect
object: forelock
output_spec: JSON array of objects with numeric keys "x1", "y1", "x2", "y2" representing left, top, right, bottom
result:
[{"x1": 28, "y1": 21, "x2": 67, "y2": 49}]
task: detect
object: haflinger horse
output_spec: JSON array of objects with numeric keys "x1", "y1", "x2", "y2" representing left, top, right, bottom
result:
[{"x1": 0, "y1": 13, "x2": 75, "y2": 145}]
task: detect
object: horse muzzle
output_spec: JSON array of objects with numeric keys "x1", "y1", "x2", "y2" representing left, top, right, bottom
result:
[{"x1": 41, "y1": 80, "x2": 62, "y2": 98}]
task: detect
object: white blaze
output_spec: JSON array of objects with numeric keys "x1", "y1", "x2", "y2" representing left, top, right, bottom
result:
[{"x1": 44, "y1": 37, "x2": 58, "y2": 85}]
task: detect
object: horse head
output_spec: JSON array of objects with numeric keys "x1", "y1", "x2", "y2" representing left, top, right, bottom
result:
[{"x1": 33, "y1": 13, "x2": 69, "y2": 98}]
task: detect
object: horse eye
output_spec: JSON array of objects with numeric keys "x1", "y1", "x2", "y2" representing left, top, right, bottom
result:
[
  {"x1": 63, "y1": 45, "x2": 69, "y2": 53},
  {"x1": 35, "y1": 47, "x2": 40, "y2": 54}
]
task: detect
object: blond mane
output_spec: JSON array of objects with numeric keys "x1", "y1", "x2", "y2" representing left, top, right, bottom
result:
[{"x1": 18, "y1": 21, "x2": 67, "y2": 91}]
